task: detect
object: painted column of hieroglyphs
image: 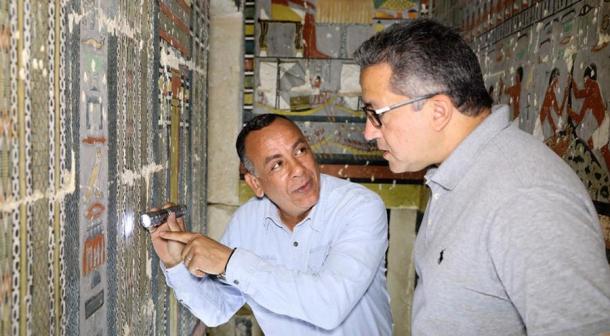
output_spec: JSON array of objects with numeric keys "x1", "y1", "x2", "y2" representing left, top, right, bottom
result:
[{"x1": 0, "y1": 0, "x2": 209, "y2": 335}]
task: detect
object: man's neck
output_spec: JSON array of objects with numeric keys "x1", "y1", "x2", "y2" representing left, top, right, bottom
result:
[
  {"x1": 441, "y1": 107, "x2": 491, "y2": 163},
  {"x1": 280, "y1": 209, "x2": 311, "y2": 231}
]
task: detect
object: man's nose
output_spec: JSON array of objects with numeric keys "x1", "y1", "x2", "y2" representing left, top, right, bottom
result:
[
  {"x1": 289, "y1": 158, "x2": 305, "y2": 177},
  {"x1": 363, "y1": 119, "x2": 380, "y2": 142}
]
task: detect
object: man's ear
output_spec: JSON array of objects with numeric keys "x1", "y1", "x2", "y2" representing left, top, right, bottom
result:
[
  {"x1": 429, "y1": 94, "x2": 453, "y2": 131},
  {"x1": 244, "y1": 172, "x2": 264, "y2": 198}
]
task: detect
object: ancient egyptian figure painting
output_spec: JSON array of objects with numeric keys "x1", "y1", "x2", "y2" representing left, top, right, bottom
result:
[
  {"x1": 243, "y1": 0, "x2": 421, "y2": 177},
  {"x1": 472, "y1": 0, "x2": 610, "y2": 260}
]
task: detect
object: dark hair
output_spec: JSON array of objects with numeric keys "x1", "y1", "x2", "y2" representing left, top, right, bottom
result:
[
  {"x1": 584, "y1": 63, "x2": 596, "y2": 80},
  {"x1": 516, "y1": 66, "x2": 523, "y2": 82},
  {"x1": 353, "y1": 19, "x2": 492, "y2": 116},
  {"x1": 235, "y1": 113, "x2": 292, "y2": 173}
]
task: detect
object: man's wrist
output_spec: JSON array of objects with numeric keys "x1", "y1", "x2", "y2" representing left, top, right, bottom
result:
[
  {"x1": 163, "y1": 258, "x2": 182, "y2": 269},
  {"x1": 218, "y1": 248, "x2": 236, "y2": 279}
]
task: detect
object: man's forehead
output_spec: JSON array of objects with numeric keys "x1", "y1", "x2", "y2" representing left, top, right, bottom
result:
[
  {"x1": 251, "y1": 119, "x2": 301, "y2": 139},
  {"x1": 361, "y1": 64, "x2": 391, "y2": 86},
  {"x1": 245, "y1": 120, "x2": 305, "y2": 153}
]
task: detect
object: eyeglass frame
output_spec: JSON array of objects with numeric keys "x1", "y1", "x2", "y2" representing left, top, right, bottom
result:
[{"x1": 361, "y1": 92, "x2": 446, "y2": 128}]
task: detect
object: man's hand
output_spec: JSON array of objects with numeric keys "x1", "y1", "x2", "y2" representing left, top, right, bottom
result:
[
  {"x1": 159, "y1": 231, "x2": 233, "y2": 278},
  {"x1": 149, "y1": 203, "x2": 186, "y2": 268}
]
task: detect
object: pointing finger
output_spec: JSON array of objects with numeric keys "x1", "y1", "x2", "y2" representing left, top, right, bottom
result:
[
  {"x1": 160, "y1": 231, "x2": 198, "y2": 244},
  {"x1": 166, "y1": 212, "x2": 182, "y2": 232},
  {"x1": 161, "y1": 202, "x2": 175, "y2": 209}
]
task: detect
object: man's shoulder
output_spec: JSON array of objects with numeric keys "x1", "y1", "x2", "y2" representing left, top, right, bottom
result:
[{"x1": 493, "y1": 126, "x2": 586, "y2": 189}]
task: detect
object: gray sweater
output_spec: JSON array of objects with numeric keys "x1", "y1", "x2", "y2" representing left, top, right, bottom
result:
[{"x1": 412, "y1": 105, "x2": 610, "y2": 336}]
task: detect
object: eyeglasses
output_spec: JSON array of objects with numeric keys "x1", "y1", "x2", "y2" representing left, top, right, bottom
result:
[{"x1": 361, "y1": 92, "x2": 444, "y2": 128}]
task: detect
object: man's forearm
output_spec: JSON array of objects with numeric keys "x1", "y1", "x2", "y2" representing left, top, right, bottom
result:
[{"x1": 163, "y1": 262, "x2": 245, "y2": 326}]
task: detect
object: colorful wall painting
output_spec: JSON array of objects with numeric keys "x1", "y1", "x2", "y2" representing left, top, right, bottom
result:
[
  {"x1": 0, "y1": 0, "x2": 210, "y2": 335},
  {"x1": 432, "y1": 0, "x2": 610, "y2": 260},
  {"x1": 243, "y1": 0, "x2": 424, "y2": 182}
]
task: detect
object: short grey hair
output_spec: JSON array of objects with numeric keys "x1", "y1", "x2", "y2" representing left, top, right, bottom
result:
[{"x1": 353, "y1": 19, "x2": 492, "y2": 116}]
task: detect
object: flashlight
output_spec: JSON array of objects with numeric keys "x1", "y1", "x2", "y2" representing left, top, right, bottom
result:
[{"x1": 140, "y1": 205, "x2": 187, "y2": 229}]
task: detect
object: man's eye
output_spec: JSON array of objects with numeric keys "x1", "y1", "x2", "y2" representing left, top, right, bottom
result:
[
  {"x1": 295, "y1": 146, "x2": 307, "y2": 155},
  {"x1": 270, "y1": 161, "x2": 282, "y2": 171}
]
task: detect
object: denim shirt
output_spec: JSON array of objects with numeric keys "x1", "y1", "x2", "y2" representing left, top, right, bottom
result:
[{"x1": 164, "y1": 174, "x2": 392, "y2": 335}]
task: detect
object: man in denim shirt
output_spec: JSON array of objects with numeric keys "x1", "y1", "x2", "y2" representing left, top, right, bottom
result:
[{"x1": 150, "y1": 114, "x2": 392, "y2": 335}]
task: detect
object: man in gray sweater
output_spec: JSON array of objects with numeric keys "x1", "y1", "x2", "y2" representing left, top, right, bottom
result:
[{"x1": 354, "y1": 18, "x2": 610, "y2": 335}]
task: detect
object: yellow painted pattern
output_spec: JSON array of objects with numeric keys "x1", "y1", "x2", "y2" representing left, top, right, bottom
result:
[
  {"x1": 270, "y1": 3, "x2": 302, "y2": 22},
  {"x1": 317, "y1": 0, "x2": 374, "y2": 24},
  {"x1": 244, "y1": 93, "x2": 254, "y2": 105},
  {"x1": 254, "y1": 96, "x2": 362, "y2": 117},
  {"x1": 308, "y1": 132, "x2": 382, "y2": 157},
  {"x1": 169, "y1": 94, "x2": 180, "y2": 336},
  {"x1": 245, "y1": 24, "x2": 255, "y2": 36},
  {"x1": 17, "y1": 0, "x2": 28, "y2": 334},
  {"x1": 170, "y1": 99, "x2": 180, "y2": 201},
  {"x1": 378, "y1": 0, "x2": 416, "y2": 10}
]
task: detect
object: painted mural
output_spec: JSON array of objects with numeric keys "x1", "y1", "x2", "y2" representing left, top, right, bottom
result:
[
  {"x1": 243, "y1": 0, "x2": 424, "y2": 181},
  {"x1": 437, "y1": 0, "x2": 610, "y2": 259},
  {"x1": 0, "y1": 0, "x2": 209, "y2": 335},
  {"x1": 0, "y1": 0, "x2": 15, "y2": 334}
]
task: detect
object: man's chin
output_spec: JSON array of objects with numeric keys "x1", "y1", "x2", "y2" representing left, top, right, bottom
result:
[
  {"x1": 388, "y1": 161, "x2": 418, "y2": 174},
  {"x1": 296, "y1": 194, "x2": 319, "y2": 211}
]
